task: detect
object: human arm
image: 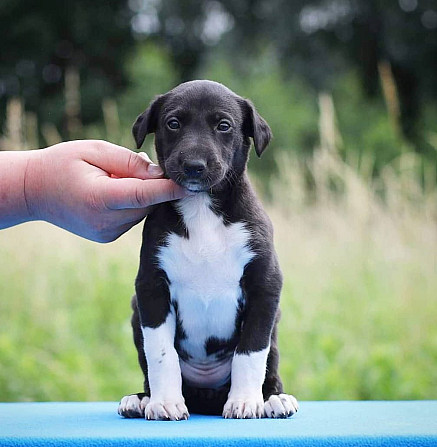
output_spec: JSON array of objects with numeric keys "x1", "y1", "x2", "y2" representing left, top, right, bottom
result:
[{"x1": 0, "y1": 140, "x2": 187, "y2": 242}]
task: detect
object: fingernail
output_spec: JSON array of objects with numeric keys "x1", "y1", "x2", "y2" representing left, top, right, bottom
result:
[{"x1": 147, "y1": 163, "x2": 164, "y2": 177}]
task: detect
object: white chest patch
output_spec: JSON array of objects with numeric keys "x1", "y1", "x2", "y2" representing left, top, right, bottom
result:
[{"x1": 157, "y1": 193, "x2": 254, "y2": 383}]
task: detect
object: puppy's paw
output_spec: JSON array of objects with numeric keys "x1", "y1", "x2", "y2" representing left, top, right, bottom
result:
[
  {"x1": 223, "y1": 395, "x2": 264, "y2": 419},
  {"x1": 118, "y1": 393, "x2": 150, "y2": 418},
  {"x1": 264, "y1": 393, "x2": 299, "y2": 418},
  {"x1": 144, "y1": 398, "x2": 189, "y2": 421}
]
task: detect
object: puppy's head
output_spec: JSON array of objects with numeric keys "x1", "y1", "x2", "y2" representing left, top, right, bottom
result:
[{"x1": 133, "y1": 80, "x2": 272, "y2": 192}]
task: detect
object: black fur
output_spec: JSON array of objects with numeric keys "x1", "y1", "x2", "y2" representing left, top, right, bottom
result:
[{"x1": 124, "y1": 80, "x2": 285, "y2": 417}]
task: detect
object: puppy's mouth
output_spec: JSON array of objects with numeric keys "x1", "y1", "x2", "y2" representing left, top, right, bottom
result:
[
  {"x1": 173, "y1": 173, "x2": 227, "y2": 193},
  {"x1": 183, "y1": 180, "x2": 208, "y2": 193},
  {"x1": 173, "y1": 177, "x2": 212, "y2": 193}
]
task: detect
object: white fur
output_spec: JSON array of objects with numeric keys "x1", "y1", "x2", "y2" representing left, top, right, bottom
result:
[
  {"x1": 156, "y1": 193, "x2": 254, "y2": 386},
  {"x1": 141, "y1": 314, "x2": 188, "y2": 420},
  {"x1": 118, "y1": 394, "x2": 150, "y2": 417},
  {"x1": 141, "y1": 313, "x2": 181, "y2": 400},
  {"x1": 264, "y1": 394, "x2": 299, "y2": 418},
  {"x1": 223, "y1": 347, "x2": 269, "y2": 418}
]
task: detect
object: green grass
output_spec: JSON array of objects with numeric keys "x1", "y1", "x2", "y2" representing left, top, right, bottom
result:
[
  {"x1": 0, "y1": 151, "x2": 436, "y2": 402},
  {"x1": 276, "y1": 212, "x2": 437, "y2": 400},
  {"x1": 272, "y1": 149, "x2": 437, "y2": 400},
  {"x1": 0, "y1": 224, "x2": 143, "y2": 401}
]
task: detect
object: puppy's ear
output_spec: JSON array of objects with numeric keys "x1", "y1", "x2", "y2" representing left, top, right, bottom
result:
[
  {"x1": 132, "y1": 95, "x2": 164, "y2": 149},
  {"x1": 240, "y1": 99, "x2": 272, "y2": 157}
]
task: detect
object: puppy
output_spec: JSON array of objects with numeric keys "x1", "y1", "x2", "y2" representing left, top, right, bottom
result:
[{"x1": 118, "y1": 80, "x2": 298, "y2": 420}]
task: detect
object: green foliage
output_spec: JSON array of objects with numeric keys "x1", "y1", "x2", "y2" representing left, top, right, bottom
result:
[
  {"x1": 0, "y1": 0, "x2": 134, "y2": 134},
  {"x1": 117, "y1": 43, "x2": 178, "y2": 144},
  {"x1": 81, "y1": 43, "x2": 177, "y2": 151}
]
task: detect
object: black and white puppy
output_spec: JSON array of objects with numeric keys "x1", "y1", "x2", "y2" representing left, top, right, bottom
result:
[{"x1": 118, "y1": 80, "x2": 298, "y2": 420}]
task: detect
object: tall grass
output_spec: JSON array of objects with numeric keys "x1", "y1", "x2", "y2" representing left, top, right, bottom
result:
[
  {"x1": 271, "y1": 94, "x2": 437, "y2": 399},
  {"x1": 0, "y1": 145, "x2": 436, "y2": 402},
  {"x1": 271, "y1": 148, "x2": 437, "y2": 399},
  {"x1": 0, "y1": 224, "x2": 143, "y2": 401}
]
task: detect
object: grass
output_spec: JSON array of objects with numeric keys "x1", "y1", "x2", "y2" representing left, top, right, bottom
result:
[
  {"x1": 0, "y1": 146, "x2": 436, "y2": 403},
  {"x1": 272, "y1": 148, "x2": 437, "y2": 400},
  {"x1": 0, "y1": 223, "x2": 143, "y2": 401}
]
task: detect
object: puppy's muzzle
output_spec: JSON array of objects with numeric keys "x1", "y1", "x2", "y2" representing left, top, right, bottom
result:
[
  {"x1": 183, "y1": 160, "x2": 206, "y2": 180},
  {"x1": 176, "y1": 157, "x2": 213, "y2": 192},
  {"x1": 166, "y1": 151, "x2": 224, "y2": 192}
]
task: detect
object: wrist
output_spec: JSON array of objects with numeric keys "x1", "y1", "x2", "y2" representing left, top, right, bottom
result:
[
  {"x1": 23, "y1": 149, "x2": 46, "y2": 222},
  {"x1": 0, "y1": 150, "x2": 38, "y2": 228}
]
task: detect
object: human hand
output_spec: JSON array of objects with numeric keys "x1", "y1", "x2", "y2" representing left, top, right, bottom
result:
[{"x1": 25, "y1": 140, "x2": 188, "y2": 242}]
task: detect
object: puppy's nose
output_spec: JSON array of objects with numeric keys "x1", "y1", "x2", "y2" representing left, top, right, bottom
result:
[{"x1": 183, "y1": 160, "x2": 206, "y2": 179}]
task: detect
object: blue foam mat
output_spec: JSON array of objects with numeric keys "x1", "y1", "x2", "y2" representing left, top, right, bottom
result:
[{"x1": 1, "y1": 401, "x2": 436, "y2": 446}]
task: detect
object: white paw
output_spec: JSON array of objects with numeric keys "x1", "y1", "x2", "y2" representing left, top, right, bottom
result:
[
  {"x1": 223, "y1": 395, "x2": 264, "y2": 419},
  {"x1": 144, "y1": 398, "x2": 189, "y2": 421},
  {"x1": 118, "y1": 394, "x2": 150, "y2": 418},
  {"x1": 264, "y1": 393, "x2": 299, "y2": 418}
]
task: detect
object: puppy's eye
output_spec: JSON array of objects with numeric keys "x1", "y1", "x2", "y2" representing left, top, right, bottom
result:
[
  {"x1": 167, "y1": 119, "x2": 180, "y2": 130},
  {"x1": 217, "y1": 120, "x2": 231, "y2": 132}
]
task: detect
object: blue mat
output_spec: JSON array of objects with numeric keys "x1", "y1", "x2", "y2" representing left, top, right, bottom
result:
[{"x1": 1, "y1": 401, "x2": 436, "y2": 446}]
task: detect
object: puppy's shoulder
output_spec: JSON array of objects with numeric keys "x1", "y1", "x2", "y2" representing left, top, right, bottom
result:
[
  {"x1": 141, "y1": 201, "x2": 186, "y2": 246},
  {"x1": 229, "y1": 176, "x2": 273, "y2": 233}
]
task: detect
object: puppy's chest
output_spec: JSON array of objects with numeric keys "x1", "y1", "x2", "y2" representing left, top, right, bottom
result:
[{"x1": 157, "y1": 194, "x2": 254, "y2": 358}]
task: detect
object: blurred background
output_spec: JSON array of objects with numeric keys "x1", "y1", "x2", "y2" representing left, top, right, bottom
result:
[{"x1": 0, "y1": 0, "x2": 436, "y2": 402}]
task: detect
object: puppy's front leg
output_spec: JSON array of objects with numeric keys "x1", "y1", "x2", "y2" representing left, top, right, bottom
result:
[
  {"x1": 137, "y1": 278, "x2": 188, "y2": 421},
  {"x1": 223, "y1": 257, "x2": 281, "y2": 419},
  {"x1": 223, "y1": 347, "x2": 269, "y2": 419},
  {"x1": 141, "y1": 313, "x2": 188, "y2": 420}
]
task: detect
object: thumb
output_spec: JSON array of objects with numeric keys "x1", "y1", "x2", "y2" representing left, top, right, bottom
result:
[{"x1": 102, "y1": 177, "x2": 189, "y2": 210}]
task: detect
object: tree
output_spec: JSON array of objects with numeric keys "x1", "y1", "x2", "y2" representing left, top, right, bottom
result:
[
  {"x1": 256, "y1": 0, "x2": 437, "y2": 151},
  {"x1": 0, "y1": 0, "x2": 134, "y2": 139}
]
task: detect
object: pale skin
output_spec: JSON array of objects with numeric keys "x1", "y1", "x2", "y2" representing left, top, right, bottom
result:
[{"x1": 0, "y1": 140, "x2": 188, "y2": 242}]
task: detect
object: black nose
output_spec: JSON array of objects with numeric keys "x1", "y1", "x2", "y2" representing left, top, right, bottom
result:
[{"x1": 183, "y1": 160, "x2": 206, "y2": 179}]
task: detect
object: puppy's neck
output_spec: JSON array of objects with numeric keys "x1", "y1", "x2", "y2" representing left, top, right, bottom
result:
[
  {"x1": 176, "y1": 193, "x2": 215, "y2": 228},
  {"x1": 173, "y1": 171, "x2": 252, "y2": 226}
]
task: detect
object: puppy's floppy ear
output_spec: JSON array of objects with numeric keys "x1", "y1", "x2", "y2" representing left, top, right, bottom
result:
[
  {"x1": 240, "y1": 99, "x2": 272, "y2": 157},
  {"x1": 132, "y1": 94, "x2": 164, "y2": 149}
]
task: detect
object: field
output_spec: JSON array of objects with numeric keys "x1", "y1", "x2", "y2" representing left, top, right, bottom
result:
[{"x1": 1, "y1": 147, "x2": 436, "y2": 402}]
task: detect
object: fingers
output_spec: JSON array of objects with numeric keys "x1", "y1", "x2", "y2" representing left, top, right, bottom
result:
[
  {"x1": 101, "y1": 177, "x2": 188, "y2": 210},
  {"x1": 83, "y1": 141, "x2": 163, "y2": 179},
  {"x1": 137, "y1": 152, "x2": 164, "y2": 177}
]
